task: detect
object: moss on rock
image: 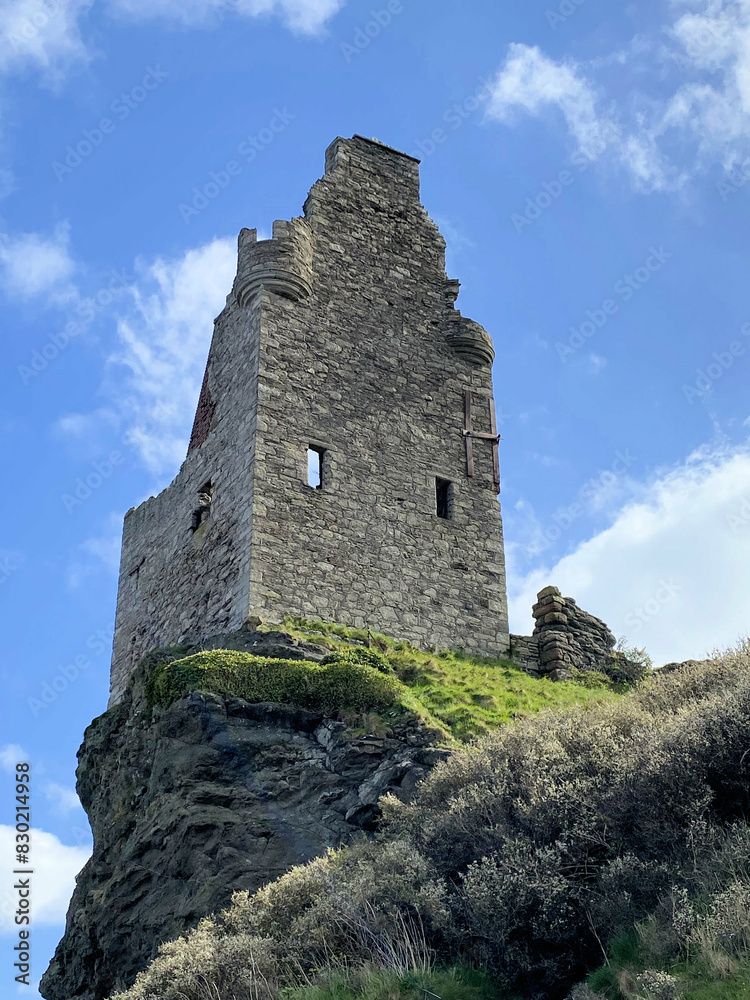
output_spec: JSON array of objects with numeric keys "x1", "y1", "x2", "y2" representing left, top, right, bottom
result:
[{"x1": 148, "y1": 648, "x2": 406, "y2": 715}]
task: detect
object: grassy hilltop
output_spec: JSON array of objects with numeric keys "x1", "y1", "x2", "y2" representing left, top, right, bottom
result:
[
  {"x1": 115, "y1": 628, "x2": 750, "y2": 1000},
  {"x1": 148, "y1": 615, "x2": 625, "y2": 743}
]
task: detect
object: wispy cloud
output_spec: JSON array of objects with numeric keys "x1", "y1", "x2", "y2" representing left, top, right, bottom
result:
[
  {"x1": 43, "y1": 782, "x2": 83, "y2": 815},
  {"x1": 488, "y1": 2, "x2": 750, "y2": 193},
  {"x1": 111, "y1": 238, "x2": 236, "y2": 475},
  {"x1": 59, "y1": 237, "x2": 236, "y2": 478},
  {"x1": 107, "y1": 0, "x2": 345, "y2": 34},
  {"x1": 488, "y1": 43, "x2": 617, "y2": 161},
  {"x1": 67, "y1": 511, "x2": 124, "y2": 587},
  {"x1": 0, "y1": 0, "x2": 93, "y2": 84},
  {"x1": 0, "y1": 222, "x2": 77, "y2": 304},
  {"x1": 0, "y1": 744, "x2": 28, "y2": 772},
  {"x1": 586, "y1": 352, "x2": 607, "y2": 374}
]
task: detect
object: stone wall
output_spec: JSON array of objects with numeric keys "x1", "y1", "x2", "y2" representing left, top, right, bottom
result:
[
  {"x1": 110, "y1": 135, "x2": 510, "y2": 704},
  {"x1": 511, "y1": 586, "x2": 618, "y2": 679},
  {"x1": 248, "y1": 136, "x2": 509, "y2": 656}
]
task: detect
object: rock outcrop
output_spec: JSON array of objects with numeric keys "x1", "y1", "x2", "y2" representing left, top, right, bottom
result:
[{"x1": 41, "y1": 631, "x2": 445, "y2": 1000}]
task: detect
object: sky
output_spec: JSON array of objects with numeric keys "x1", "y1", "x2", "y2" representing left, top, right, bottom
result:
[{"x1": 2, "y1": 0, "x2": 750, "y2": 994}]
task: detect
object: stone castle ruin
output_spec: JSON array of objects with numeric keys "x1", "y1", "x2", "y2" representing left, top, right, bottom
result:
[
  {"x1": 110, "y1": 134, "x2": 623, "y2": 705},
  {"x1": 42, "y1": 136, "x2": 634, "y2": 1000},
  {"x1": 110, "y1": 135, "x2": 511, "y2": 704}
]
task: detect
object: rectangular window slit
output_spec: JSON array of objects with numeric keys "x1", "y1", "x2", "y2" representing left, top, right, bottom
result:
[
  {"x1": 190, "y1": 480, "x2": 213, "y2": 531},
  {"x1": 307, "y1": 447, "x2": 325, "y2": 489},
  {"x1": 436, "y1": 478, "x2": 453, "y2": 520}
]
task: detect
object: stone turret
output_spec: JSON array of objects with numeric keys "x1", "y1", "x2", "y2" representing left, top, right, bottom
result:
[{"x1": 234, "y1": 218, "x2": 314, "y2": 306}]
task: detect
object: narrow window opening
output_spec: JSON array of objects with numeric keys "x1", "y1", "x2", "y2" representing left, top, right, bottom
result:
[
  {"x1": 190, "y1": 480, "x2": 214, "y2": 531},
  {"x1": 436, "y1": 478, "x2": 453, "y2": 520},
  {"x1": 307, "y1": 447, "x2": 325, "y2": 489}
]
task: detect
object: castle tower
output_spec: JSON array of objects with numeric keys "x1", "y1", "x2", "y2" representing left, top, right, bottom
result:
[{"x1": 109, "y1": 136, "x2": 509, "y2": 705}]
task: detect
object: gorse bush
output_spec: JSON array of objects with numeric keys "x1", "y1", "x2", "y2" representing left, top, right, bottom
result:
[
  {"x1": 116, "y1": 644, "x2": 750, "y2": 1000},
  {"x1": 147, "y1": 650, "x2": 405, "y2": 715}
]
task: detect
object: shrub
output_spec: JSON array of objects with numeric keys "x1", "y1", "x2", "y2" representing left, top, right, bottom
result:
[
  {"x1": 115, "y1": 643, "x2": 750, "y2": 1000},
  {"x1": 616, "y1": 637, "x2": 654, "y2": 672},
  {"x1": 633, "y1": 970, "x2": 681, "y2": 1000},
  {"x1": 606, "y1": 652, "x2": 650, "y2": 686},
  {"x1": 148, "y1": 650, "x2": 405, "y2": 715},
  {"x1": 572, "y1": 669, "x2": 612, "y2": 689},
  {"x1": 223, "y1": 839, "x2": 450, "y2": 960},
  {"x1": 689, "y1": 880, "x2": 750, "y2": 966},
  {"x1": 321, "y1": 648, "x2": 394, "y2": 675},
  {"x1": 117, "y1": 926, "x2": 279, "y2": 1000},
  {"x1": 567, "y1": 985, "x2": 605, "y2": 1000}
]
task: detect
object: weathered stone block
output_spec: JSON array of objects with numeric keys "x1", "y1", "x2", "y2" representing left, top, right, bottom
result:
[
  {"x1": 540, "y1": 630, "x2": 569, "y2": 646},
  {"x1": 541, "y1": 647, "x2": 567, "y2": 664},
  {"x1": 543, "y1": 612, "x2": 568, "y2": 625}
]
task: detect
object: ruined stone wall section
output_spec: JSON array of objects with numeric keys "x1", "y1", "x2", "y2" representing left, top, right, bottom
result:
[
  {"x1": 109, "y1": 296, "x2": 263, "y2": 705},
  {"x1": 511, "y1": 586, "x2": 618, "y2": 679},
  {"x1": 246, "y1": 136, "x2": 509, "y2": 656},
  {"x1": 533, "y1": 585, "x2": 616, "y2": 675},
  {"x1": 508, "y1": 634, "x2": 542, "y2": 675}
]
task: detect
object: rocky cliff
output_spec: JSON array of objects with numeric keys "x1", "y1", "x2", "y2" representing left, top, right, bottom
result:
[{"x1": 41, "y1": 630, "x2": 445, "y2": 1000}]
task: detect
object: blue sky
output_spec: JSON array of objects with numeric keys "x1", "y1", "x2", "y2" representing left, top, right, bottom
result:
[{"x1": 3, "y1": 0, "x2": 750, "y2": 993}]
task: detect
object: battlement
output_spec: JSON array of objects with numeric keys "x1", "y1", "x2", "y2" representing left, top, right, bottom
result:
[{"x1": 234, "y1": 217, "x2": 314, "y2": 306}]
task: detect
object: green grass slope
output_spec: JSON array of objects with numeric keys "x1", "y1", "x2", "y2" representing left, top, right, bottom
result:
[{"x1": 147, "y1": 615, "x2": 626, "y2": 743}]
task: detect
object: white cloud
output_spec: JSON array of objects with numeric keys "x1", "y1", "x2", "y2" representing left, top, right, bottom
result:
[
  {"x1": 489, "y1": 3, "x2": 750, "y2": 192},
  {"x1": 43, "y1": 783, "x2": 82, "y2": 815},
  {"x1": 662, "y1": 1, "x2": 750, "y2": 171},
  {"x1": 488, "y1": 43, "x2": 617, "y2": 161},
  {"x1": 487, "y1": 43, "x2": 673, "y2": 191},
  {"x1": 0, "y1": 223, "x2": 76, "y2": 303},
  {"x1": 59, "y1": 238, "x2": 236, "y2": 478},
  {"x1": 107, "y1": 0, "x2": 344, "y2": 34},
  {"x1": 508, "y1": 440, "x2": 750, "y2": 666},
  {"x1": 0, "y1": 0, "x2": 93, "y2": 84},
  {"x1": 0, "y1": 826, "x2": 90, "y2": 933},
  {"x1": 0, "y1": 745, "x2": 27, "y2": 772},
  {"x1": 113, "y1": 238, "x2": 236, "y2": 474}
]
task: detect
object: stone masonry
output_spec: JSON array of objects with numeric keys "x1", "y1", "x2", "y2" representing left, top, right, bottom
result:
[
  {"x1": 511, "y1": 585, "x2": 619, "y2": 679},
  {"x1": 110, "y1": 136, "x2": 510, "y2": 705}
]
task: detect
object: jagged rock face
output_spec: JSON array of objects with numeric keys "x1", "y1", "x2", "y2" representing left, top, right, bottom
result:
[{"x1": 41, "y1": 647, "x2": 445, "y2": 1000}]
